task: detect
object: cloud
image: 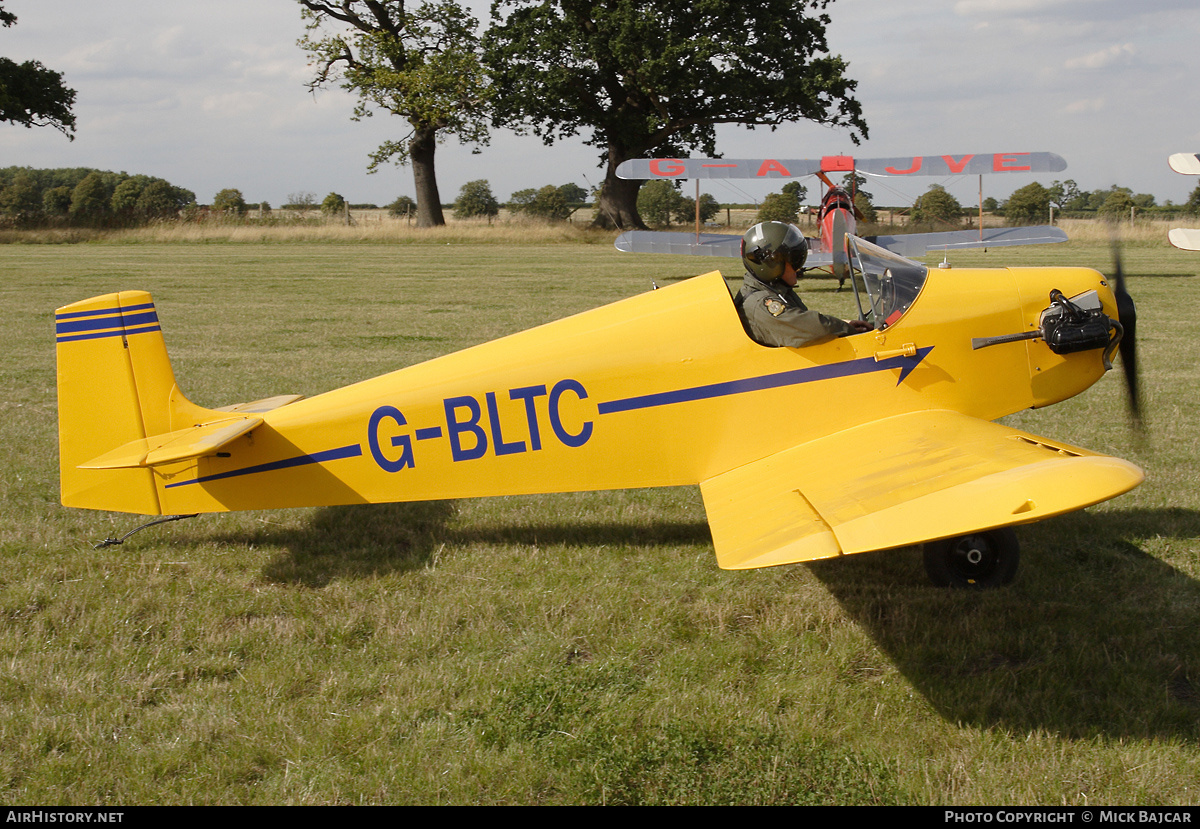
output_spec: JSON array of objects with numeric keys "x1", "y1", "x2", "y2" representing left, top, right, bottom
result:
[
  {"x1": 1065, "y1": 43, "x2": 1136, "y2": 70},
  {"x1": 1064, "y1": 98, "x2": 1107, "y2": 114}
]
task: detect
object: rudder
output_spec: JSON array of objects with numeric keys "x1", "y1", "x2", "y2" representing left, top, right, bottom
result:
[{"x1": 56, "y1": 291, "x2": 187, "y2": 514}]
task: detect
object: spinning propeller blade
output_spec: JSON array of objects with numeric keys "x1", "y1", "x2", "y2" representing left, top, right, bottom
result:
[
  {"x1": 830, "y1": 210, "x2": 850, "y2": 284},
  {"x1": 1110, "y1": 241, "x2": 1142, "y2": 431}
]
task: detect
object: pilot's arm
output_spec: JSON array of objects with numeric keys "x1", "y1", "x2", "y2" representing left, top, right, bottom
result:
[{"x1": 743, "y1": 294, "x2": 863, "y2": 347}]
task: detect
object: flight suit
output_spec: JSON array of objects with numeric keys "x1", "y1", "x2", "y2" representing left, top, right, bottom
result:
[{"x1": 735, "y1": 272, "x2": 855, "y2": 347}]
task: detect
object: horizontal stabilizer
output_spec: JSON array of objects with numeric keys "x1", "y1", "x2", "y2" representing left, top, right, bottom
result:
[
  {"x1": 869, "y1": 226, "x2": 1068, "y2": 258},
  {"x1": 702, "y1": 410, "x2": 1143, "y2": 570},
  {"x1": 215, "y1": 394, "x2": 304, "y2": 414},
  {"x1": 1168, "y1": 153, "x2": 1200, "y2": 175},
  {"x1": 1169, "y1": 227, "x2": 1200, "y2": 251},
  {"x1": 80, "y1": 416, "x2": 263, "y2": 469}
]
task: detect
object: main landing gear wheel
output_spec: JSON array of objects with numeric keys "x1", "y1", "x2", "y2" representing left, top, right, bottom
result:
[{"x1": 923, "y1": 528, "x2": 1019, "y2": 589}]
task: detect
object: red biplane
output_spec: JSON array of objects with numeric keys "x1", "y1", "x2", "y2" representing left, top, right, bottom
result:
[{"x1": 615, "y1": 152, "x2": 1070, "y2": 283}]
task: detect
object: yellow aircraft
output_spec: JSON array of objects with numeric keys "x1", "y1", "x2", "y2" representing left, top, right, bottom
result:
[{"x1": 55, "y1": 235, "x2": 1143, "y2": 588}]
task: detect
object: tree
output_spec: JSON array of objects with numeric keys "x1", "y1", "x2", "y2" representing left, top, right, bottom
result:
[
  {"x1": 0, "y1": 170, "x2": 41, "y2": 224},
  {"x1": 1186, "y1": 185, "x2": 1200, "y2": 215},
  {"x1": 1002, "y1": 182, "x2": 1051, "y2": 226},
  {"x1": 213, "y1": 188, "x2": 248, "y2": 215},
  {"x1": 111, "y1": 175, "x2": 193, "y2": 222},
  {"x1": 853, "y1": 191, "x2": 876, "y2": 224},
  {"x1": 755, "y1": 181, "x2": 806, "y2": 224},
  {"x1": 484, "y1": 0, "x2": 866, "y2": 229},
  {"x1": 675, "y1": 192, "x2": 720, "y2": 225},
  {"x1": 69, "y1": 173, "x2": 111, "y2": 225},
  {"x1": 636, "y1": 180, "x2": 684, "y2": 227},
  {"x1": 42, "y1": 185, "x2": 71, "y2": 217},
  {"x1": 321, "y1": 191, "x2": 347, "y2": 215},
  {"x1": 510, "y1": 184, "x2": 572, "y2": 221},
  {"x1": 783, "y1": 180, "x2": 809, "y2": 206},
  {"x1": 1098, "y1": 189, "x2": 1135, "y2": 220},
  {"x1": 135, "y1": 180, "x2": 192, "y2": 219},
  {"x1": 910, "y1": 184, "x2": 962, "y2": 227},
  {"x1": 0, "y1": 4, "x2": 76, "y2": 140},
  {"x1": 1086, "y1": 186, "x2": 1131, "y2": 212},
  {"x1": 557, "y1": 183, "x2": 588, "y2": 205},
  {"x1": 1048, "y1": 179, "x2": 1087, "y2": 211},
  {"x1": 287, "y1": 191, "x2": 318, "y2": 214},
  {"x1": 297, "y1": 0, "x2": 491, "y2": 228},
  {"x1": 453, "y1": 179, "x2": 500, "y2": 219},
  {"x1": 111, "y1": 176, "x2": 149, "y2": 217},
  {"x1": 755, "y1": 192, "x2": 799, "y2": 224},
  {"x1": 388, "y1": 195, "x2": 417, "y2": 217}
]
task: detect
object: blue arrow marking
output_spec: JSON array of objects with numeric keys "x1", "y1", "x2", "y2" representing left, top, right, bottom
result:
[{"x1": 596, "y1": 347, "x2": 933, "y2": 416}]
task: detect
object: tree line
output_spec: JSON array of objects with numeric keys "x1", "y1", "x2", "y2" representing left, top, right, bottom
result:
[
  {"x1": 0, "y1": 167, "x2": 195, "y2": 227},
  {"x1": 907, "y1": 180, "x2": 1200, "y2": 228},
  {"x1": 0, "y1": 167, "x2": 605, "y2": 228}
]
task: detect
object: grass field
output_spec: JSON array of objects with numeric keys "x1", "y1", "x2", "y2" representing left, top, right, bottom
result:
[{"x1": 2, "y1": 225, "x2": 1199, "y2": 805}]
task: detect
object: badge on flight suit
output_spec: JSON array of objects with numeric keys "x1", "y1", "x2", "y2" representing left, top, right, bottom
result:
[{"x1": 764, "y1": 297, "x2": 787, "y2": 317}]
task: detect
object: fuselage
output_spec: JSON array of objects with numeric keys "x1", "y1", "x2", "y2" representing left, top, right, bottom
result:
[
  {"x1": 814, "y1": 186, "x2": 858, "y2": 257},
  {"x1": 151, "y1": 264, "x2": 1118, "y2": 515}
]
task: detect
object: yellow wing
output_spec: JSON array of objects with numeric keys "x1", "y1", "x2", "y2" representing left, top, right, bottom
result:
[{"x1": 700, "y1": 410, "x2": 1144, "y2": 570}]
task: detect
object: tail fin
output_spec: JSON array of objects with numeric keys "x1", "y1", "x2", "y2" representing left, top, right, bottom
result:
[{"x1": 55, "y1": 291, "x2": 206, "y2": 514}]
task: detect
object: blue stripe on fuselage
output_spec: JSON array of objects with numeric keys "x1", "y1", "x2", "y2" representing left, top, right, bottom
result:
[
  {"x1": 597, "y1": 348, "x2": 933, "y2": 415},
  {"x1": 163, "y1": 444, "x2": 363, "y2": 489}
]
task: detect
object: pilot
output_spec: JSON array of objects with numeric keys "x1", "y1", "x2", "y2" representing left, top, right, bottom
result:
[{"x1": 734, "y1": 221, "x2": 871, "y2": 347}]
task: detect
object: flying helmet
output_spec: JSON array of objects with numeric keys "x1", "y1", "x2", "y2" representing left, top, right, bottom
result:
[{"x1": 741, "y1": 221, "x2": 808, "y2": 282}]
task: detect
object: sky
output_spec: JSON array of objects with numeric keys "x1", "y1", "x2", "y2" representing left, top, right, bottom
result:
[{"x1": 3, "y1": 0, "x2": 1199, "y2": 211}]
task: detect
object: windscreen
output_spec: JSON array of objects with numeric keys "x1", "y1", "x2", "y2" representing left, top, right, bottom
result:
[{"x1": 846, "y1": 235, "x2": 929, "y2": 329}]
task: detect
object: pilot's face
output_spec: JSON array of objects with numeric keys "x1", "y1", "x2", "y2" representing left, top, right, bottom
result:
[{"x1": 780, "y1": 263, "x2": 799, "y2": 287}]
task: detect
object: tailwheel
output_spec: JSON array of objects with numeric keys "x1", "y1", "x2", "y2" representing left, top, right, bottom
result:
[{"x1": 923, "y1": 528, "x2": 1019, "y2": 589}]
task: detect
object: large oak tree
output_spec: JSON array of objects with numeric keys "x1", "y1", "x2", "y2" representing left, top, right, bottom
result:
[
  {"x1": 297, "y1": 0, "x2": 491, "y2": 227},
  {"x1": 483, "y1": 0, "x2": 867, "y2": 229},
  {"x1": 0, "y1": 3, "x2": 76, "y2": 140}
]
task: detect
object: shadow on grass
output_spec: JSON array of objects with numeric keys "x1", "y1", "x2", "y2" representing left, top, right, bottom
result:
[
  {"x1": 203, "y1": 501, "x2": 459, "y2": 588},
  {"x1": 808, "y1": 506, "x2": 1200, "y2": 741},
  {"x1": 215, "y1": 500, "x2": 710, "y2": 589}
]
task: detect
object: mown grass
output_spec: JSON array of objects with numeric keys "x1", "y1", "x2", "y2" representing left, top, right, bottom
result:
[{"x1": 0, "y1": 226, "x2": 1198, "y2": 805}]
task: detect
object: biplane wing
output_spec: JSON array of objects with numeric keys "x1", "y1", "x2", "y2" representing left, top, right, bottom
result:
[
  {"x1": 614, "y1": 230, "x2": 742, "y2": 257},
  {"x1": 1168, "y1": 227, "x2": 1200, "y2": 252},
  {"x1": 701, "y1": 410, "x2": 1142, "y2": 571},
  {"x1": 868, "y1": 225, "x2": 1068, "y2": 257},
  {"x1": 1168, "y1": 154, "x2": 1200, "y2": 249},
  {"x1": 614, "y1": 225, "x2": 1067, "y2": 264},
  {"x1": 1168, "y1": 153, "x2": 1200, "y2": 176},
  {"x1": 617, "y1": 152, "x2": 1067, "y2": 181}
]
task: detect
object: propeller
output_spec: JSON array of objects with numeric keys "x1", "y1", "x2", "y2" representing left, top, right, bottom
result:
[
  {"x1": 829, "y1": 208, "x2": 850, "y2": 286},
  {"x1": 1110, "y1": 240, "x2": 1143, "y2": 431}
]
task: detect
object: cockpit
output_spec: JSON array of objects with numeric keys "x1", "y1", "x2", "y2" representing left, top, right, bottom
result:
[{"x1": 844, "y1": 235, "x2": 929, "y2": 330}]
